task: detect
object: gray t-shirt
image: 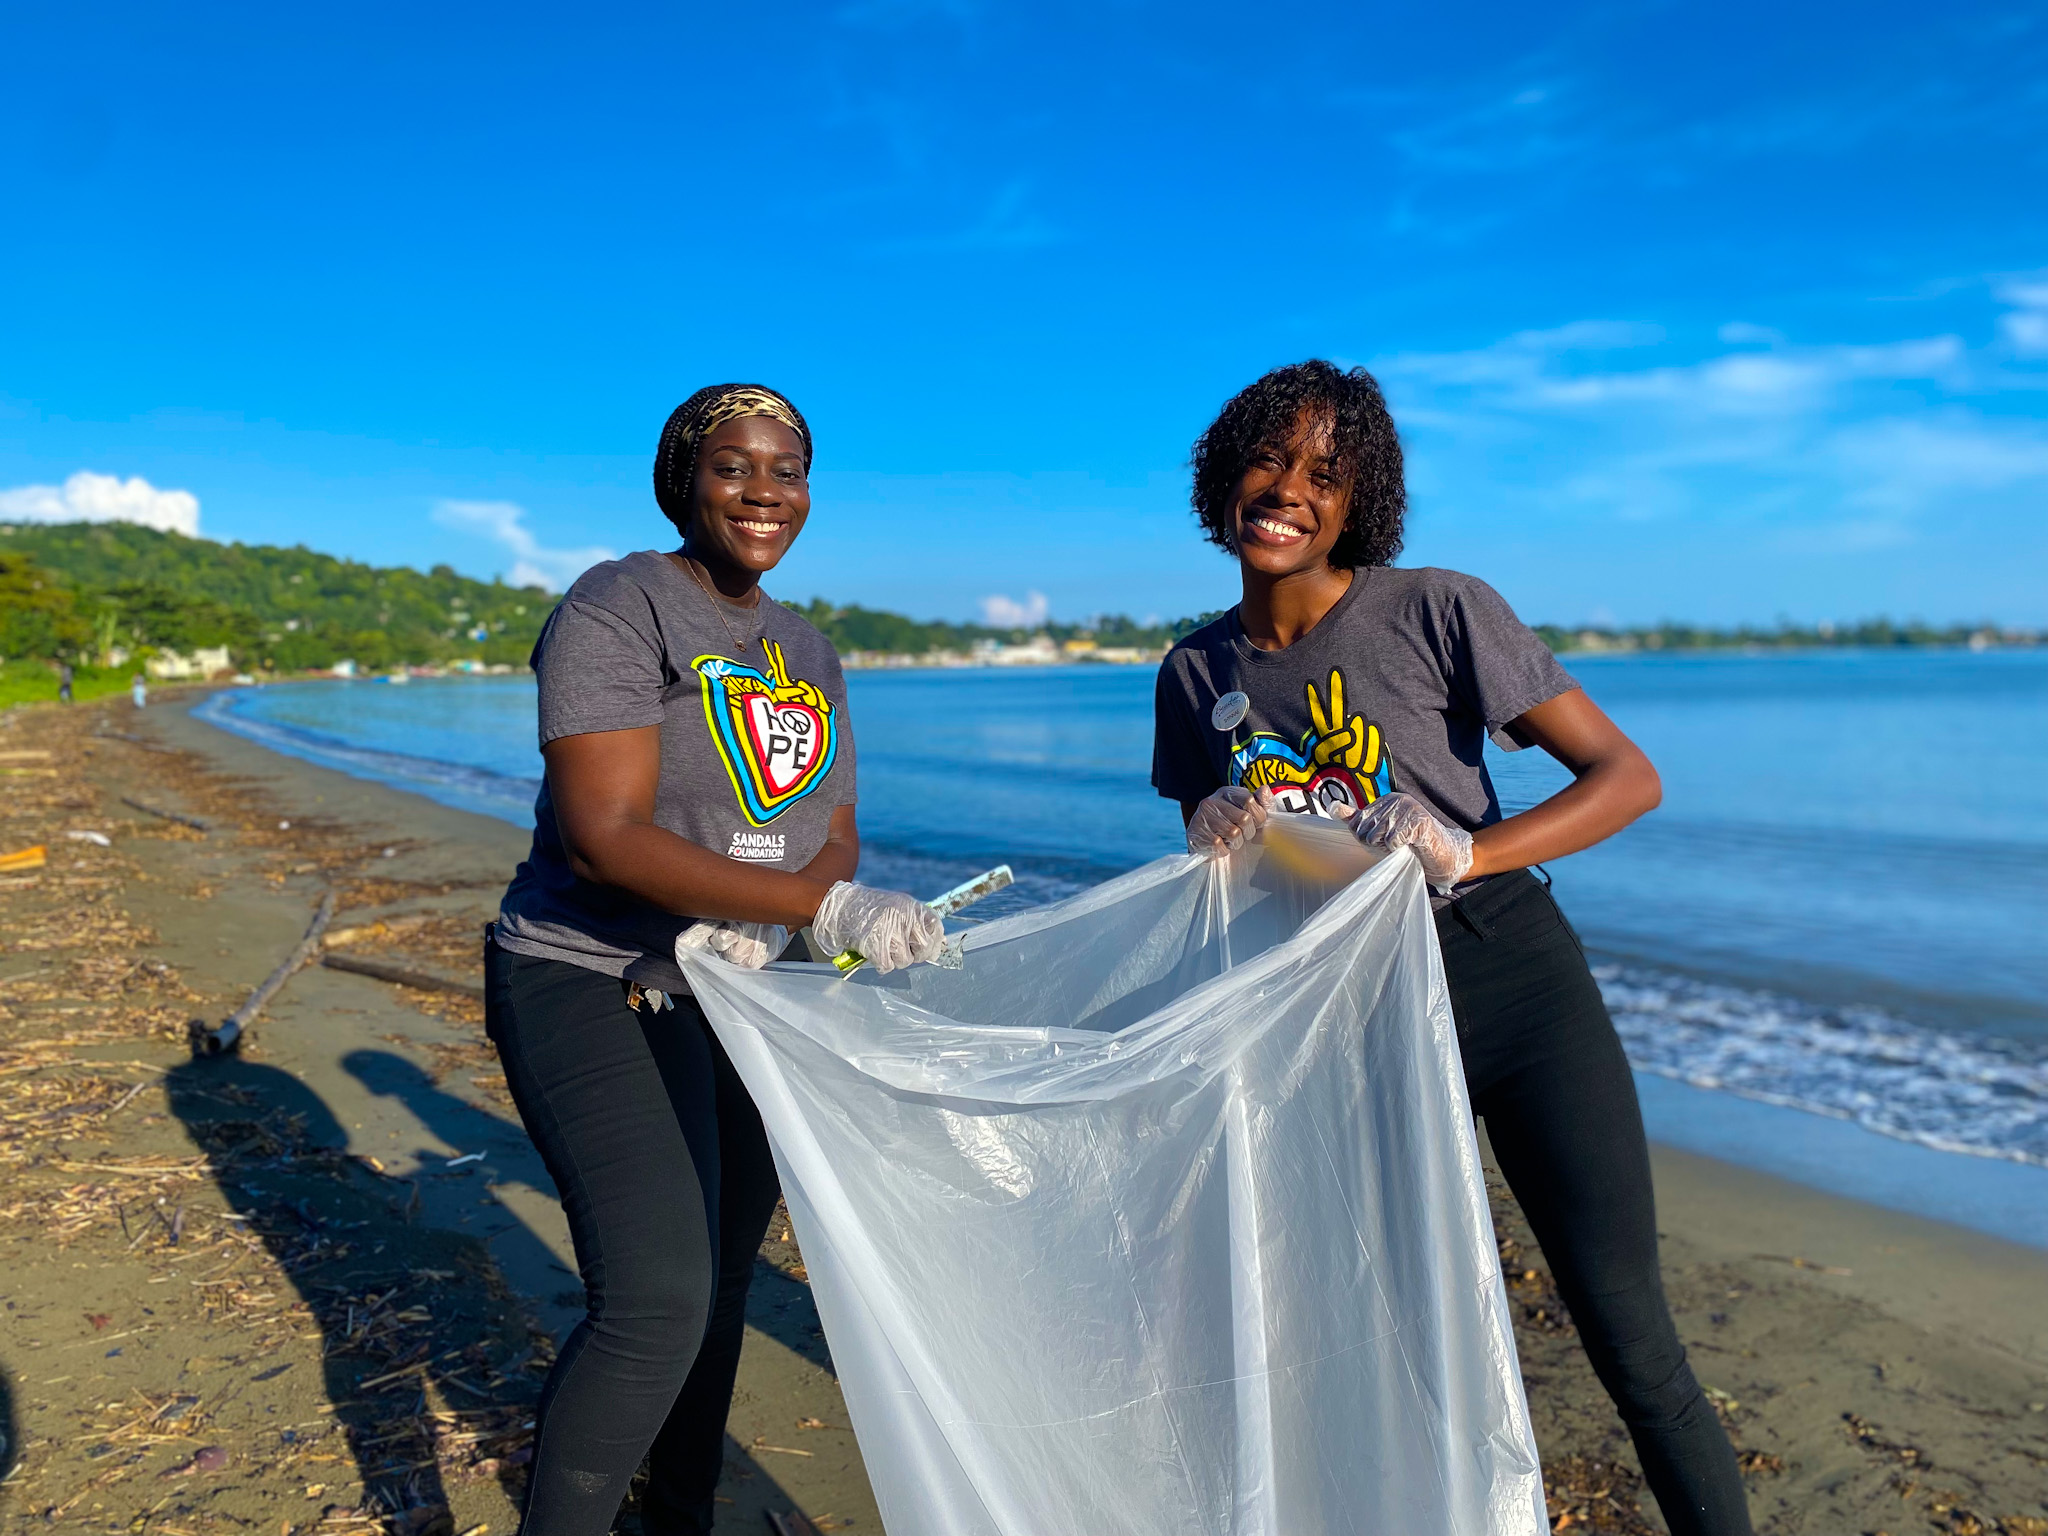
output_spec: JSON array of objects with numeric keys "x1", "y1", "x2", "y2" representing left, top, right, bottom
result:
[
  {"x1": 1152, "y1": 568, "x2": 1576, "y2": 890},
  {"x1": 496, "y1": 550, "x2": 857, "y2": 991}
]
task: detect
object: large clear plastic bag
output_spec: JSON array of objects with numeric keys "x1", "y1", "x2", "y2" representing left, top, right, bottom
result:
[{"x1": 680, "y1": 822, "x2": 1544, "y2": 1536}]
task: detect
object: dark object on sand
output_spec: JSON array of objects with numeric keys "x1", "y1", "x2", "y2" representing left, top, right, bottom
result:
[
  {"x1": 122, "y1": 794, "x2": 209, "y2": 832},
  {"x1": 160, "y1": 1445, "x2": 230, "y2": 1478},
  {"x1": 190, "y1": 891, "x2": 337, "y2": 1056},
  {"x1": 321, "y1": 952, "x2": 484, "y2": 1000},
  {"x1": 101, "y1": 729, "x2": 180, "y2": 754}
]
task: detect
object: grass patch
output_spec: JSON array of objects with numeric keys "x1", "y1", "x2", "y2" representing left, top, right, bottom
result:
[{"x1": 0, "y1": 660, "x2": 144, "y2": 708}]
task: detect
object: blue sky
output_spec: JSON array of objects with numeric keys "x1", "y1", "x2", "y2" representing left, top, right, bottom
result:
[{"x1": 3, "y1": 1, "x2": 2044, "y2": 627}]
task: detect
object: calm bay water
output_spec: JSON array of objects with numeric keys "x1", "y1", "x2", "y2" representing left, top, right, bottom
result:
[{"x1": 194, "y1": 649, "x2": 2048, "y2": 1214}]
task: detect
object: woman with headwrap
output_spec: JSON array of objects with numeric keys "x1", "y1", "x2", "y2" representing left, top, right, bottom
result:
[{"x1": 489, "y1": 385, "x2": 946, "y2": 1535}]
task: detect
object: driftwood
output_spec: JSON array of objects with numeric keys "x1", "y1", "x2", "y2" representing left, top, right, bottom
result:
[
  {"x1": 321, "y1": 952, "x2": 484, "y2": 1000},
  {"x1": 190, "y1": 891, "x2": 337, "y2": 1056},
  {"x1": 122, "y1": 794, "x2": 210, "y2": 832},
  {"x1": 100, "y1": 730, "x2": 180, "y2": 755}
]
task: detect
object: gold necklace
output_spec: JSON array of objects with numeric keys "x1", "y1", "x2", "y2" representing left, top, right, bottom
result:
[{"x1": 681, "y1": 552, "x2": 765, "y2": 663}]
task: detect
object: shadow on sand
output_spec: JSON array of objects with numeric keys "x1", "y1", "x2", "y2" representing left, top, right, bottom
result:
[
  {"x1": 166, "y1": 1048, "x2": 818, "y2": 1532},
  {"x1": 165, "y1": 1055, "x2": 545, "y2": 1529},
  {"x1": 0, "y1": 1361, "x2": 16, "y2": 1491},
  {"x1": 335, "y1": 1046, "x2": 828, "y2": 1531}
]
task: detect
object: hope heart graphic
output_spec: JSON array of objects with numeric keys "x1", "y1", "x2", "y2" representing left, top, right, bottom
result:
[
  {"x1": 1265, "y1": 765, "x2": 1368, "y2": 820},
  {"x1": 738, "y1": 693, "x2": 829, "y2": 796},
  {"x1": 692, "y1": 651, "x2": 839, "y2": 824}
]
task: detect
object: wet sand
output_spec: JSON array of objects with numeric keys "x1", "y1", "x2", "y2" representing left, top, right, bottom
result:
[{"x1": 0, "y1": 688, "x2": 2043, "y2": 1535}]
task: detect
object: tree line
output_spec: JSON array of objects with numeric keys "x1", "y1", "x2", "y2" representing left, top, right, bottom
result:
[
  {"x1": 0, "y1": 522, "x2": 2029, "y2": 685},
  {"x1": 0, "y1": 522, "x2": 549, "y2": 672}
]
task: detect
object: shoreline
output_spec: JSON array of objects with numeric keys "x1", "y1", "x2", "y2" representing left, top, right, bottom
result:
[
  {"x1": 198, "y1": 675, "x2": 2048, "y2": 1248},
  {"x1": 4, "y1": 690, "x2": 2043, "y2": 1534},
  {"x1": 99, "y1": 632, "x2": 2048, "y2": 695}
]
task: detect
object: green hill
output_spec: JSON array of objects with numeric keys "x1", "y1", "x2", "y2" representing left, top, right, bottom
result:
[
  {"x1": 0, "y1": 522, "x2": 550, "y2": 672},
  {"x1": 0, "y1": 522, "x2": 1191, "y2": 675}
]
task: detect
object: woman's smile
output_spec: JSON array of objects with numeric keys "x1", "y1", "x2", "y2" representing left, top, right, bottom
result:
[
  {"x1": 727, "y1": 514, "x2": 790, "y2": 542},
  {"x1": 1241, "y1": 510, "x2": 1312, "y2": 546}
]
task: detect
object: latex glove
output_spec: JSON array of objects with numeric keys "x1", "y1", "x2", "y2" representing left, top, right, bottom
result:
[
  {"x1": 1345, "y1": 792, "x2": 1475, "y2": 894},
  {"x1": 677, "y1": 919, "x2": 789, "y2": 971},
  {"x1": 1187, "y1": 785, "x2": 1274, "y2": 858},
  {"x1": 811, "y1": 882, "x2": 947, "y2": 973}
]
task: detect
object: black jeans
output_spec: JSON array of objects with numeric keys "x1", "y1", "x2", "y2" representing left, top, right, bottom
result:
[
  {"x1": 485, "y1": 938, "x2": 781, "y2": 1536},
  {"x1": 1437, "y1": 870, "x2": 1752, "y2": 1536}
]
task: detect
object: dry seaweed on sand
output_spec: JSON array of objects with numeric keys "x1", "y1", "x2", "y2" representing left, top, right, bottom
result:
[{"x1": 0, "y1": 701, "x2": 547, "y2": 1534}]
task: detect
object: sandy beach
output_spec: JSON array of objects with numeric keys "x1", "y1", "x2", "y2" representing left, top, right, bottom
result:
[{"x1": 1, "y1": 690, "x2": 2044, "y2": 1536}]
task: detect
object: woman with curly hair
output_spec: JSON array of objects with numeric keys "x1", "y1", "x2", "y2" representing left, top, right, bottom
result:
[
  {"x1": 1153, "y1": 361, "x2": 1753, "y2": 1536},
  {"x1": 488, "y1": 384, "x2": 947, "y2": 1535}
]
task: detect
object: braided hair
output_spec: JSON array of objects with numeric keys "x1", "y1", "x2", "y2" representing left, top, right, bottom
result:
[
  {"x1": 1190, "y1": 360, "x2": 1406, "y2": 570},
  {"x1": 652, "y1": 383, "x2": 814, "y2": 532}
]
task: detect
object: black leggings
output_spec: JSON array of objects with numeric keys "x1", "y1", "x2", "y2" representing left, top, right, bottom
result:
[
  {"x1": 485, "y1": 939, "x2": 781, "y2": 1536},
  {"x1": 1438, "y1": 870, "x2": 1752, "y2": 1536}
]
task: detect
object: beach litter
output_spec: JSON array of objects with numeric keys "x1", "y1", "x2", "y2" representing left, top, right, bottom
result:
[
  {"x1": 66, "y1": 828, "x2": 113, "y2": 845},
  {"x1": 1, "y1": 842, "x2": 49, "y2": 871},
  {"x1": 1753, "y1": 1251, "x2": 1853, "y2": 1276},
  {"x1": 826, "y1": 863, "x2": 1011, "y2": 976}
]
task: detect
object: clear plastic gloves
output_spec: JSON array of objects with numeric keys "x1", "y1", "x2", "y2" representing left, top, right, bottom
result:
[
  {"x1": 1186, "y1": 785, "x2": 1274, "y2": 858},
  {"x1": 677, "y1": 920, "x2": 790, "y2": 971},
  {"x1": 1345, "y1": 792, "x2": 1475, "y2": 894},
  {"x1": 811, "y1": 881, "x2": 948, "y2": 974}
]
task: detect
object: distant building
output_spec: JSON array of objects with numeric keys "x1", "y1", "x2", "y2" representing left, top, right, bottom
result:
[
  {"x1": 145, "y1": 645, "x2": 234, "y2": 679},
  {"x1": 987, "y1": 634, "x2": 1061, "y2": 666}
]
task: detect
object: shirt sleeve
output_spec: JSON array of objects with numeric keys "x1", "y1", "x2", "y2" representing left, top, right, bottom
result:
[
  {"x1": 1151, "y1": 651, "x2": 1223, "y2": 804},
  {"x1": 1441, "y1": 576, "x2": 1581, "y2": 751},
  {"x1": 533, "y1": 593, "x2": 669, "y2": 746}
]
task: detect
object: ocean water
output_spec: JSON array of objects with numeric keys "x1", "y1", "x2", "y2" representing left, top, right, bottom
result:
[{"x1": 194, "y1": 650, "x2": 2048, "y2": 1236}]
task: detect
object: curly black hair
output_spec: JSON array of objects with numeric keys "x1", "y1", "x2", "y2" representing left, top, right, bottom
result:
[{"x1": 1190, "y1": 360, "x2": 1405, "y2": 570}]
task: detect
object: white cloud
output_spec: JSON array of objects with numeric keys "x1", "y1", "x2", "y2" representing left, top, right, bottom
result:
[
  {"x1": 1825, "y1": 415, "x2": 2048, "y2": 498},
  {"x1": 0, "y1": 471, "x2": 200, "y2": 536},
  {"x1": 1380, "y1": 321, "x2": 1662, "y2": 389},
  {"x1": 1376, "y1": 278, "x2": 2048, "y2": 582},
  {"x1": 1997, "y1": 276, "x2": 2048, "y2": 358},
  {"x1": 431, "y1": 500, "x2": 615, "y2": 593},
  {"x1": 1382, "y1": 325, "x2": 1965, "y2": 415},
  {"x1": 979, "y1": 590, "x2": 1049, "y2": 627}
]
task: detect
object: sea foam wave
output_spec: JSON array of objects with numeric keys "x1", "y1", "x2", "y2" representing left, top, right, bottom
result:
[
  {"x1": 1599, "y1": 965, "x2": 2048, "y2": 1169},
  {"x1": 194, "y1": 691, "x2": 543, "y2": 823}
]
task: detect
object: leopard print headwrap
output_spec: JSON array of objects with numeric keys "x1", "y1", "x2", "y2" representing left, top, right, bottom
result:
[{"x1": 653, "y1": 384, "x2": 813, "y2": 528}]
